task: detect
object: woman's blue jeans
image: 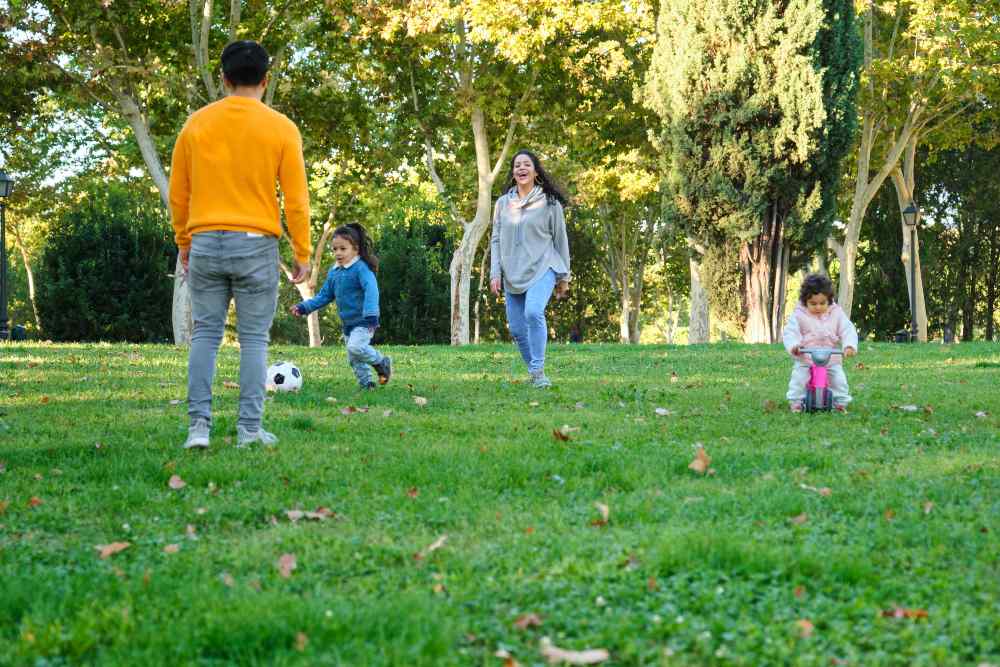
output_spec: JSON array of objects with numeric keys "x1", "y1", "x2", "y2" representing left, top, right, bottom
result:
[{"x1": 504, "y1": 269, "x2": 556, "y2": 374}]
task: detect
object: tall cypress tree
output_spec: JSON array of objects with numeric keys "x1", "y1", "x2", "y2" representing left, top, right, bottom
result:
[{"x1": 647, "y1": 0, "x2": 861, "y2": 342}]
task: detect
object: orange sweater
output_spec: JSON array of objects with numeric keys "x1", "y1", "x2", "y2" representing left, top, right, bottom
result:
[{"x1": 169, "y1": 96, "x2": 312, "y2": 263}]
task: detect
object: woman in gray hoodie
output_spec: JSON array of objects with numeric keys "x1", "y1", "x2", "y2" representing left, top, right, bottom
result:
[{"x1": 490, "y1": 150, "x2": 571, "y2": 388}]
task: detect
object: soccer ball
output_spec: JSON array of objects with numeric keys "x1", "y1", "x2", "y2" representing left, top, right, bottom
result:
[{"x1": 266, "y1": 361, "x2": 303, "y2": 392}]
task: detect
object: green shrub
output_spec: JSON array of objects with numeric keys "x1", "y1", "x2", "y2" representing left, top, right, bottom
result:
[{"x1": 36, "y1": 185, "x2": 175, "y2": 342}]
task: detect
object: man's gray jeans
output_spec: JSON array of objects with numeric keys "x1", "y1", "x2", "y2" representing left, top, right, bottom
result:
[{"x1": 187, "y1": 231, "x2": 279, "y2": 430}]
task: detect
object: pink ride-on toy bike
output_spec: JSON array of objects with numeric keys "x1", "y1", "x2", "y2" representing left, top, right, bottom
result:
[{"x1": 797, "y1": 348, "x2": 842, "y2": 413}]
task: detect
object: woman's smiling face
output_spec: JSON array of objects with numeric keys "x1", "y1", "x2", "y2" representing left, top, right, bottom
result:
[{"x1": 512, "y1": 153, "x2": 537, "y2": 189}]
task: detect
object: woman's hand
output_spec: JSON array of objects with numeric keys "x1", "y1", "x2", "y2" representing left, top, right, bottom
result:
[
  {"x1": 790, "y1": 345, "x2": 801, "y2": 356},
  {"x1": 555, "y1": 280, "x2": 570, "y2": 300},
  {"x1": 490, "y1": 277, "x2": 502, "y2": 295},
  {"x1": 290, "y1": 305, "x2": 304, "y2": 317}
]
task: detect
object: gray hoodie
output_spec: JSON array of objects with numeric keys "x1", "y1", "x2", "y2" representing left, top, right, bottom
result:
[{"x1": 489, "y1": 187, "x2": 571, "y2": 294}]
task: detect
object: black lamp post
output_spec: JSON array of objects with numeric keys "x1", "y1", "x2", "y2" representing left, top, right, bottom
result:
[{"x1": 902, "y1": 201, "x2": 920, "y2": 342}]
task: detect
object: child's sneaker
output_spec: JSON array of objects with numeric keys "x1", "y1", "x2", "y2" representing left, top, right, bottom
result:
[
  {"x1": 834, "y1": 404, "x2": 847, "y2": 413},
  {"x1": 183, "y1": 418, "x2": 211, "y2": 449},
  {"x1": 373, "y1": 356, "x2": 392, "y2": 385},
  {"x1": 236, "y1": 425, "x2": 278, "y2": 448},
  {"x1": 789, "y1": 401, "x2": 804, "y2": 414}
]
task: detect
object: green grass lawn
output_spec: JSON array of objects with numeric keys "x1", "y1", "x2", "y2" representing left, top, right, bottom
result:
[{"x1": 1, "y1": 341, "x2": 999, "y2": 666}]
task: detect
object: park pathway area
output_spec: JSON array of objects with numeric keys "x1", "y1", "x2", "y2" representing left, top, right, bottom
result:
[{"x1": 1, "y1": 342, "x2": 998, "y2": 665}]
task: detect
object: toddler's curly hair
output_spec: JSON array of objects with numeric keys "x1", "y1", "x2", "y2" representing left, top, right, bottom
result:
[{"x1": 799, "y1": 273, "x2": 835, "y2": 305}]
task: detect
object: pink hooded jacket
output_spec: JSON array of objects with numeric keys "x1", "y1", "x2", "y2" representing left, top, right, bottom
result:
[{"x1": 782, "y1": 303, "x2": 858, "y2": 366}]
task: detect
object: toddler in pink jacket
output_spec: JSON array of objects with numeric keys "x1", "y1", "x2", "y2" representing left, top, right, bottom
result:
[{"x1": 782, "y1": 273, "x2": 858, "y2": 413}]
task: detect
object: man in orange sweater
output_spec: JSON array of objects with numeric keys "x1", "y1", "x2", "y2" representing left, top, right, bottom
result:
[{"x1": 170, "y1": 40, "x2": 311, "y2": 450}]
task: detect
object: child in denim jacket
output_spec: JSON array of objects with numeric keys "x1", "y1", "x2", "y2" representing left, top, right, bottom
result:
[{"x1": 291, "y1": 224, "x2": 391, "y2": 389}]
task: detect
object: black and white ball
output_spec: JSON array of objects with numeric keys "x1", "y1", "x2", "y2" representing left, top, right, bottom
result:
[{"x1": 266, "y1": 361, "x2": 303, "y2": 392}]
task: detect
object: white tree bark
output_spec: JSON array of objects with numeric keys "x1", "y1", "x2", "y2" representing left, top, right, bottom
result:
[
  {"x1": 687, "y1": 240, "x2": 710, "y2": 344},
  {"x1": 10, "y1": 226, "x2": 41, "y2": 330},
  {"x1": 890, "y1": 139, "x2": 929, "y2": 342}
]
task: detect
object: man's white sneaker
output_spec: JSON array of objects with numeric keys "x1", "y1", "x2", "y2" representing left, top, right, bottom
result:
[
  {"x1": 183, "y1": 418, "x2": 211, "y2": 449},
  {"x1": 236, "y1": 425, "x2": 278, "y2": 448}
]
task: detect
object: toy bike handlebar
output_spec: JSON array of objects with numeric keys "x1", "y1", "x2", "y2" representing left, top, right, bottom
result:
[{"x1": 797, "y1": 348, "x2": 842, "y2": 366}]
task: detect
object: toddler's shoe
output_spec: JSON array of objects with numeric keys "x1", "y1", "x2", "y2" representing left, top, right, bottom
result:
[
  {"x1": 183, "y1": 417, "x2": 211, "y2": 449},
  {"x1": 236, "y1": 425, "x2": 278, "y2": 448},
  {"x1": 834, "y1": 404, "x2": 847, "y2": 413},
  {"x1": 374, "y1": 356, "x2": 392, "y2": 385},
  {"x1": 789, "y1": 401, "x2": 804, "y2": 414}
]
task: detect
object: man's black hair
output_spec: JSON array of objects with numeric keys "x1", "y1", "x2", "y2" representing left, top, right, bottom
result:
[{"x1": 221, "y1": 40, "x2": 269, "y2": 87}]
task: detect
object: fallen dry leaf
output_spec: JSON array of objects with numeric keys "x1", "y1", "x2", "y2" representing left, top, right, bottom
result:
[
  {"x1": 220, "y1": 572, "x2": 235, "y2": 587},
  {"x1": 96, "y1": 542, "x2": 131, "y2": 559},
  {"x1": 325, "y1": 397, "x2": 337, "y2": 403},
  {"x1": 40, "y1": 396, "x2": 50, "y2": 404},
  {"x1": 168, "y1": 475, "x2": 186, "y2": 490},
  {"x1": 884, "y1": 508, "x2": 896, "y2": 521},
  {"x1": 163, "y1": 543, "x2": 180, "y2": 554},
  {"x1": 881, "y1": 607, "x2": 928, "y2": 619},
  {"x1": 28, "y1": 496, "x2": 43, "y2": 508},
  {"x1": 575, "y1": 401, "x2": 585, "y2": 409},
  {"x1": 339, "y1": 405, "x2": 370, "y2": 415},
  {"x1": 923, "y1": 405, "x2": 934, "y2": 415},
  {"x1": 0, "y1": 499, "x2": 9, "y2": 515},
  {"x1": 186, "y1": 524, "x2": 198, "y2": 540},
  {"x1": 688, "y1": 445, "x2": 711, "y2": 475},
  {"x1": 278, "y1": 553, "x2": 297, "y2": 578},
  {"x1": 922, "y1": 501, "x2": 934, "y2": 515},
  {"x1": 789, "y1": 513, "x2": 809, "y2": 525},
  {"x1": 414, "y1": 534, "x2": 448, "y2": 560},
  {"x1": 514, "y1": 613, "x2": 543, "y2": 630},
  {"x1": 223, "y1": 381, "x2": 239, "y2": 389},
  {"x1": 794, "y1": 586, "x2": 805, "y2": 599},
  {"x1": 413, "y1": 396, "x2": 428, "y2": 406},
  {"x1": 762, "y1": 399, "x2": 778, "y2": 413},
  {"x1": 285, "y1": 507, "x2": 334, "y2": 522},
  {"x1": 591, "y1": 502, "x2": 610, "y2": 527},
  {"x1": 495, "y1": 649, "x2": 522, "y2": 667},
  {"x1": 539, "y1": 637, "x2": 610, "y2": 665},
  {"x1": 382, "y1": 409, "x2": 393, "y2": 417},
  {"x1": 407, "y1": 487, "x2": 419, "y2": 498},
  {"x1": 796, "y1": 619, "x2": 814, "y2": 638},
  {"x1": 294, "y1": 632, "x2": 308, "y2": 652},
  {"x1": 800, "y1": 484, "x2": 832, "y2": 497}
]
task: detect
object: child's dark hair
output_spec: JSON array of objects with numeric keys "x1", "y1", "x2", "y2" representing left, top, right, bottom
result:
[
  {"x1": 220, "y1": 40, "x2": 269, "y2": 87},
  {"x1": 799, "y1": 273, "x2": 835, "y2": 305},
  {"x1": 334, "y1": 223, "x2": 379, "y2": 272}
]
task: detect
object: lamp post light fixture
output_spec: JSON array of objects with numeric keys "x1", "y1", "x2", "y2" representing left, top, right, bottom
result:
[
  {"x1": 0, "y1": 170, "x2": 13, "y2": 341},
  {"x1": 902, "y1": 201, "x2": 920, "y2": 342}
]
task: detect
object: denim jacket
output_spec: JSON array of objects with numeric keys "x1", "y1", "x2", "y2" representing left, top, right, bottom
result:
[{"x1": 296, "y1": 259, "x2": 380, "y2": 334}]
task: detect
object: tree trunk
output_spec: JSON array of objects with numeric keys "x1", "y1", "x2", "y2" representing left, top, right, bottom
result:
[
  {"x1": 986, "y1": 225, "x2": 999, "y2": 341},
  {"x1": 741, "y1": 206, "x2": 789, "y2": 344},
  {"x1": 449, "y1": 101, "x2": 514, "y2": 345},
  {"x1": 687, "y1": 241, "x2": 710, "y2": 344},
  {"x1": 627, "y1": 252, "x2": 646, "y2": 344},
  {"x1": 836, "y1": 3, "x2": 924, "y2": 318},
  {"x1": 891, "y1": 146, "x2": 928, "y2": 342},
  {"x1": 473, "y1": 238, "x2": 489, "y2": 344},
  {"x1": 11, "y1": 231, "x2": 40, "y2": 330}
]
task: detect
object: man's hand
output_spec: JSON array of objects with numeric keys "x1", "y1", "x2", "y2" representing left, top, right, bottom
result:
[
  {"x1": 844, "y1": 346, "x2": 857, "y2": 357},
  {"x1": 290, "y1": 261, "x2": 310, "y2": 284},
  {"x1": 555, "y1": 280, "x2": 570, "y2": 300},
  {"x1": 289, "y1": 305, "x2": 304, "y2": 317},
  {"x1": 791, "y1": 345, "x2": 801, "y2": 356},
  {"x1": 490, "y1": 277, "x2": 502, "y2": 295},
  {"x1": 178, "y1": 246, "x2": 190, "y2": 273}
]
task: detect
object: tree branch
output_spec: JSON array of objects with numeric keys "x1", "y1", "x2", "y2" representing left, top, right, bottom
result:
[
  {"x1": 265, "y1": 43, "x2": 287, "y2": 107},
  {"x1": 229, "y1": 0, "x2": 241, "y2": 41},
  {"x1": 409, "y1": 62, "x2": 464, "y2": 226},
  {"x1": 489, "y1": 68, "x2": 538, "y2": 183},
  {"x1": 190, "y1": 0, "x2": 219, "y2": 100},
  {"x1": 260, "y1": 0, "x2": 294, "y2": 43}
]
